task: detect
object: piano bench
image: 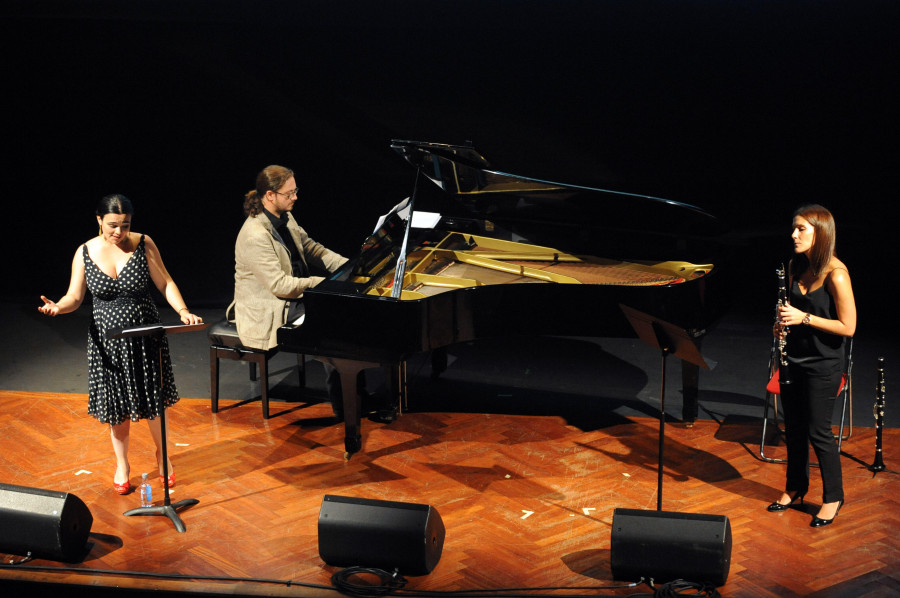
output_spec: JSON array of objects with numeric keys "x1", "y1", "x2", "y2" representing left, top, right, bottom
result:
[{"x1": 208, "y1": 319, "x2": 305, "y2": 419}]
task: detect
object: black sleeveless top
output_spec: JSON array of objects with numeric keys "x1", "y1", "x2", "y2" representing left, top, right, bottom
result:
[{"x1": 786, "y1": 277, "x2": 845, "y2": 374}]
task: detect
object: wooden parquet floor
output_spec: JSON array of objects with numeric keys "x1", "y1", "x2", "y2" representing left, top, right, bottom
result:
[{"x1": 1, "y1": 390, "x2": 899, "y2": 597}]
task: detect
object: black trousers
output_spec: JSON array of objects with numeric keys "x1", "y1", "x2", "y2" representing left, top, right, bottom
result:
[{"x1": 780, "y1": 363, "x2": 845, "y2": 503}]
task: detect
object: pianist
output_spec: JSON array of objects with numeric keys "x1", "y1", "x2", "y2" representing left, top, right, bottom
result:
[{"x1": 233, "y1": 164, "x2": 349, "y2": 415}]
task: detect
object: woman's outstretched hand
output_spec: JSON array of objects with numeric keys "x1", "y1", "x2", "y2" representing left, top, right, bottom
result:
[{"x1": 38, "y1": 295, "x2": 59, "y2": 316}]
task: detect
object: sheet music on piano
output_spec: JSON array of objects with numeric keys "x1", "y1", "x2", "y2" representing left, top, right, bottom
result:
[{"x1": 373, "y1": 197, "x2": 442, "y2": 234}]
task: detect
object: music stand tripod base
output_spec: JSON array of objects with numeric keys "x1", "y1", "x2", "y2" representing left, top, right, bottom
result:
[{"x1": 124, "y1": 499, "x2": 200, "y2": 533}]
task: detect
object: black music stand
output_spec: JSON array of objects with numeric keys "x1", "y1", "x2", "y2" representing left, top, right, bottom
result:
[
  {"x1": 619, "y1": 304, "x2": 709, "y2": 511},
  {"x1": 107, "y1": 322, "x2": 208, "y2": 533}
]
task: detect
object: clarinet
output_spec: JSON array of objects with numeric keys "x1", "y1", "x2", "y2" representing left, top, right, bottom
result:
[
  {"x1": 776, "y1": 263, "x2": 793, "y2": 387},
  {"x1": 872, "y1": 357, "x2": 886, "y2": 472}
]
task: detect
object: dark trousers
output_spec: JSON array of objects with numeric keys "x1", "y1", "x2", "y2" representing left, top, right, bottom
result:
[
  {"x1": 780, "y1": 363, "x2": 845, "y2": 503},
  {"x1": 285, "y1": 301, "x2": 364, "y2": 416}
]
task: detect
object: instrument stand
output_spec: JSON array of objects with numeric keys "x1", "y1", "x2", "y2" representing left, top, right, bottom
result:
[
  {"x1": 108, "y1": 322, "x2": 208, "y2": 532},
  {"x1": 620, "y1": 305, "x2": 709, "y2": 511},
  {"x1": 866, "y1": 452, "x2": 896, "y2": 476},
  {"x1": 867, "y1": 462, "x2": 896, "y2": 477},
  {"x1": 868, "y1": 357, "x2": 896, "y2": 476}
]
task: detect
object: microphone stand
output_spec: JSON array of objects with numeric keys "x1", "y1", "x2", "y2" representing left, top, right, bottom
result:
[{"x1": 108, "y1": 322, "x2": 208, "y2": 532}]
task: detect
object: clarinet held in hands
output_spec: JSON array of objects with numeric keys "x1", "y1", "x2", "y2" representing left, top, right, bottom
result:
[
  {"x1": 872, "y1": 357, "x2": 886, "y2": 472},
  {"x1": 776, "y1": 263, "x2": 793, "y2": 387}
]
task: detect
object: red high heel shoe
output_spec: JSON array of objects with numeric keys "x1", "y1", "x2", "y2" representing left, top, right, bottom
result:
[
  {"x1": 159, "y1": 472, "x2": 176, "y2": 488},
  {"x1": 113, "y1": 479, "x2": 131, "y2": 495},
  {"x1": 156, "y1": 453, "x2": 175, "y2": 488}
]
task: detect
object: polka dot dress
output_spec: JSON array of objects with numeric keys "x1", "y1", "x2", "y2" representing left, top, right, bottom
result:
[{"x1": 83, "y1": 236, "x2": 179, "y2": 425}]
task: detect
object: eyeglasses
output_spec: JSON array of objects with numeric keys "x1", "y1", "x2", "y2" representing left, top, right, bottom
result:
[{"x1": 275, "y1": 188, "x2": 299, "y2": 199}]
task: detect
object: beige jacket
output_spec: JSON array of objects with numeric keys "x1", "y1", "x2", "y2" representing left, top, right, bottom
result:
[{"x1": 233, "y1": 212, "x2": 347, "y2": 349}]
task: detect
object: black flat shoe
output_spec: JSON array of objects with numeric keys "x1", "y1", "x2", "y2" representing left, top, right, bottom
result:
[
  {"x1": 810, "y1": 499, "x2": 844, "y2": 527},
  {"x1": 767, "y1": 491, "x2": 806, "y2": 512}
]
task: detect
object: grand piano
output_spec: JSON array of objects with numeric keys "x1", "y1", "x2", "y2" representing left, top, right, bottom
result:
[{"x1": 278, "y1": 140, "x2": 728, "y2": 457}]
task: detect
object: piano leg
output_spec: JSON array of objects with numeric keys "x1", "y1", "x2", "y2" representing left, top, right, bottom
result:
[
  {"x1": 681, "y1": 361, "x2": 699, "y2": 426},
  {"x1": 680, "y1": 335, "x2": 704, "y2": 426},
  {"x1": 384, "y1": 362, "x2": 408, "y2": 415},
  {"x1": 319, "y1": 357, "x2": 381, "y2": 459}
]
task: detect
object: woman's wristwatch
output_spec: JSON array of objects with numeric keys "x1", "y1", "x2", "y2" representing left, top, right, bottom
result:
[{"x1": 802, "y1": 313, "x2": 811, "y2": 325}]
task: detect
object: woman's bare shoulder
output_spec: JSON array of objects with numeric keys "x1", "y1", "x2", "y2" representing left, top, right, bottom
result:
[
  {"x1": 829, "y1": 256, "x2": 849, "y2": 275},
  {"x1": 826, "y1": 258, "x2": 852, "y2": 287},
  {"x1": 134, "y1": 231, "x2": 155, "y2": 248}
]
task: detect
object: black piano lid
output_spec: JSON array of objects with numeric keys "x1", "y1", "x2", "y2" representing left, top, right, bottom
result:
[{"x1": 389, "y1": 139, "x2": 724, "y2": 260}]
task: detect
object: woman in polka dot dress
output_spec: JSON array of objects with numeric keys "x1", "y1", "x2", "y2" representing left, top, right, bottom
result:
[{"x1": 38, "y1": 194, "x2": 203, "y2": 495}]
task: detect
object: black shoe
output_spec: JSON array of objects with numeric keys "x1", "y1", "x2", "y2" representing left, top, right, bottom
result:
[
  {"x1": 810, "y1": 499, "x2": 844, "y2": 527},
  {"x1": 367, "y1": 404, "x2": 398, "y2": 424},
  {"x1": 767, "y1": 491, "x2": 806, "y2": 512}
]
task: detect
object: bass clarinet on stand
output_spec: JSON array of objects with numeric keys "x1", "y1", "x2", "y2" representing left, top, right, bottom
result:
[
  {"x1": 776, "y1": 263, "x2": 793, "y2": 387},
  {"x1": 872, "y1": 357, "x2": 886, "y2": 473}
]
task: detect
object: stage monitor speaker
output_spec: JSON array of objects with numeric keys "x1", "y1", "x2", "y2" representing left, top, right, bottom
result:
[
  {"x1": 0, "y1": 483, "x2": 93, "y2": 562},
  {"x1": 610, "y1": 508, "x2": 731, "y2": 587},
  {"x1": 318, "y1": 494, "x2": 445, "y2": 576}
]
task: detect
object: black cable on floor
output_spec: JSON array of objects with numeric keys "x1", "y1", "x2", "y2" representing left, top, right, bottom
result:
[
  {"x1": 331, "y1": 567, "x2": 408, "y2": 597},
  {"x1": 649, "y1": 579, "x2": 721, "y2": 598}
]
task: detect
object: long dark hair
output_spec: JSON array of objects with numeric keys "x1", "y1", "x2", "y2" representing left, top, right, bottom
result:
[
  {"x1": 792, "y1": 204, "x2": 837, "y2": 278},
  {"x1": 96, "y1": 194, "x2": 133, "y2": 217},
  {"x1": 243, "y1": 165, "x2": 294, "y2": 217}
]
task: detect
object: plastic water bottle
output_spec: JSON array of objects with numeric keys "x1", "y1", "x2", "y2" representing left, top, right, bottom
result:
[{"x1": 139, "y1": 473, "x2": 153, "y2": 507}]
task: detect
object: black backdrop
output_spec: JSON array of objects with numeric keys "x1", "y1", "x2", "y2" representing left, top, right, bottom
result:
[{"x1": 3, "y1": 0, "x2": 897, "y2": 322}]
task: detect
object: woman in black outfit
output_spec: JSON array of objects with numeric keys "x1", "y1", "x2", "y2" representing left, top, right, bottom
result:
[{"x1": 768, "y1": 204, "x2": 856, "y2": 526}]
